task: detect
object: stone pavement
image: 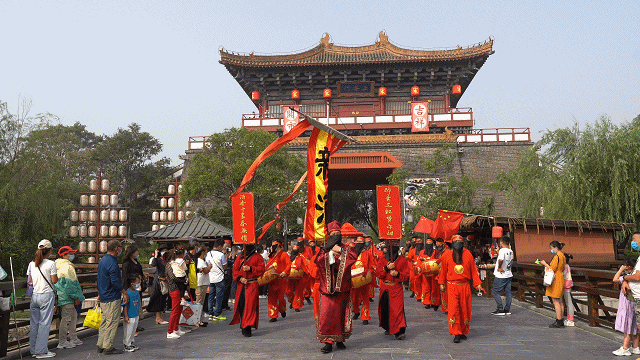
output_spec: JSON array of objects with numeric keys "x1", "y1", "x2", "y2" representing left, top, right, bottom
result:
[{"x1": 20, "y1": 290, "x2": 625, "y2": 360}]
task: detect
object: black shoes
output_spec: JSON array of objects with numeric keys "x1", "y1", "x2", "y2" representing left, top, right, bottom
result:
[
  {"x1": 353, "y1": 313, "x2": 360, "y2": 320},
  {"x1": 269, "y1": 318, "x2": 277, "y2": 322},
  {"x1": 336, "y1": 342, "x2": 346, "y2": 350},
  {"x1": 305, "y1": 297, "x2": 312, "y2": 304},
  {"x1": 369, "y1": 298, "x2": 374, "y2": 302},
  {"x1": 362, "y1": 320, "x2": 369, "y2": 325},
  {"x1": 281, "y1": 312, "x2": 286, "y2": 318},
  {"x1": 453, "y1": 335, "x2": 461, "y2": 343},
  {"x1": 97, "y1": 347, "x2": 104, "y2": 353},
  {"x1": 549, "y1": 319, "x2": 564, "y2": 328},
  {"x1": 384, "y1": 330, "x2": 390, "y2": 335},
  {"x1": 136, "y1": 326, "x2": 144, "y2": 332},
  {"x1": 294, "y1": 309, "x2": 300, "y2": 312},
  {"x1": 321, "y1": 343, "x2": 333, "y2": 353},
  {"x1": 491, "y1": 308, "x2": 506, "y2": 316},
  {"x1": 433, "y1": 305, "x2": 439, "y2": 311},
  {"x1": 409, "y1": 293, "x2": 415, "y2": 298},
  {"x1": 460, "y1": 335, "x2": 467, "y2": 340},
  {"x1": 242, "y1": 326, "x2": 252, "y2": 337},
  {"x1": 395, "y1": 333, "x2": 405, "y2": 340},
  {"x1": 103, "y1": 347, "x2": 124, "y2": 355},
  {"x1": 289, "y1": 304, "x2": 293, "y2": 309}
]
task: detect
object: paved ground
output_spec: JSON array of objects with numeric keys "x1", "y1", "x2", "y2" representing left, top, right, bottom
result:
[{"x1": 15, "y1": 290, "x2": 626, "y2": 360}]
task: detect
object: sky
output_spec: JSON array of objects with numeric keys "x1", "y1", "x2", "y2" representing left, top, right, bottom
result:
[{"x1": 1, "y1": 0, "x2": 638, "y2": 166}]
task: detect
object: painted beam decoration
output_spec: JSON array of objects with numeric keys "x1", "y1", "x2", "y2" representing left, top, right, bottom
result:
[
  {"x1": 376, "y1": 185, "x2": 402, "y2": 239},
  {"x1": 232, "y1": 192, "x2": 255, "y2": 244},
  {"x1": 411, "y1": 101, "x2": 429, "y2": 133},
  {"x1": 282, "y1": 105, "x2": 300, "y2": 135}
]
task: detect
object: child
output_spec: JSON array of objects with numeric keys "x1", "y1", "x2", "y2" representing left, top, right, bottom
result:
[
  {"x1": 563, "y1": 254, "x2": 575, "y2": 326},
  {"x1": 123, "y1": 275, "x2": 141, "y2": 352},
  {"x1": 613, "y1": 258, "x2": 640, "y2": 356}
]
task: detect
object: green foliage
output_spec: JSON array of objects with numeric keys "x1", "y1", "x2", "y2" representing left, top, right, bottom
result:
[
  {"x1": 181, "y1": 128, "x2": 306, "y2": 238},
  {"x1": 501, "y1": 114, "x2": 640, "y2": 243},
  {"x1": 331, "y1": 190, "x2": 378, "y2": 236}
]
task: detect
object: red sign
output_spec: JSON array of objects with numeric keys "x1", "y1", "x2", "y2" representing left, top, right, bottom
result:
[
  {"x1": 232, "y1": 192, "x2": 255, "y2": 244},
  {"x1": 411, "y1": 102, "x2": 429, "y2": 132},
  {"x1": 282, "y1": 105, "x2": 300, "y2": 135},
  {"x1": 376, "y1": 185, "x2": 402, "y2": 239}
]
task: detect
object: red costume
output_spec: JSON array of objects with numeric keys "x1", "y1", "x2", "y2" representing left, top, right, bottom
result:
[
  {"x1": 438, "y1": 248, "x2": 452, "y2": 313},
  {"x1": 351, "y1": 249, "x2": 374, "y2": 321},
  {"x1": 438, "y1": 248, "x2": 482, "y2": 336},
  {"x1": 316, "y1": 245, "x2": 357, "y2": 343},
  {"x1": 230, "y1": 250, "x2": 266, "y2": 330},
  {"x1": 287, "y1": 254, "x2": 309, "y2": 309},
  {"x1": 267, "y1": 249, "x2": 291, "y2": 319},
  {"x1": 419, "y1": 248, "x2": 441, "y2": 307},
  {"x1": 307, "y1": 251, "x2": 322, "y2": 327},
  {"x1": 303, "y1": 244, "x2": 320, "y2": 299},
  {"x1": 376, "y1": 254, "x2": 410, "y2": 336}
]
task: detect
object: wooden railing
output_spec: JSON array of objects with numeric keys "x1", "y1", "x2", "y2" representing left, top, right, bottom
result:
[
  {"x1": 0, "y1": 264, "x2": 152, "y2": 358},
  {"x1": 481, "y1": 263, "x2": 621, "y2": 329}
]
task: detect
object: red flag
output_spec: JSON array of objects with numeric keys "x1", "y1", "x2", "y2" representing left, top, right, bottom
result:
[
  {"x1": 431, "y1": 209, "x2": 465, "y2": 241},
  {"x1": 413, "y1": 216, "x2": 435, "y2": 234}
]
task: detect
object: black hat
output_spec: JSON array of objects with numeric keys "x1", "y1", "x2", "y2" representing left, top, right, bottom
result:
[{"x1": 158, "y1": 243, "x2": 170, "y2": 251}]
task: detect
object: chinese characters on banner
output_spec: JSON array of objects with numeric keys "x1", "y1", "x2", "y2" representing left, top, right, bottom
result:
[
  {"x1": 411, "y1": 101, "x2": 429, "y2": 133},
  {"x1": 376, "y1": 185, "x2": 402, "y2": 239},
  {"x1": 232, "y1": 192, "x2": 255, "y2": 244},
  {"x1": 282, "y1": 105, "x2": 300, "y2": 135}
]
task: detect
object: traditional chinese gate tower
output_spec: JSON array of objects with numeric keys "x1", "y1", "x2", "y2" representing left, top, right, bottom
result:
[{"x1": 185, "y1": 32, "x2": 532, "y2": 216}]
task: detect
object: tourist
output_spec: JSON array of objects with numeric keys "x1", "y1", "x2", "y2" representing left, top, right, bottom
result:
[
  {"x1": 481, "y1": 236, "x2": 513, "y2": 316},
  {"x1": 618, "y1": 233, "x2": 640, "y2": 353},
  {"x1": 121, "y1": 244, "x2": 145, "y2": 332},
  {"x1": 205, "y1": 238, "x2": 228, "y2": 321},
  {"x1": 165, "y1": 249, "x2": 186, "y2": 338},
  {"x1": 195, "y1": 245, "x2": 210, "y2": 325},
  {"x1": 539, "y1": 241, "x2": 567, "y2": 328},
  {"x1": 563, "y1": 254, "x2": 575, "y2": 326},
  {"x1": 54, "y1": 246, "x2": 85, "y2": 350},
  {"x1": 267, "y1": 240, "x2": 291, "y2": 322},
  {"x1": 316, "y1": 221, "x2": 357, "y2": 353},
  {"x1": 612, "y1": 257, "x2": 640, "y2": 356},
  {"x1": 28, "y1": 239, "x2": 58, "y2": 359},
  {"x1": 184, "y1": 239, "x2": 200, "y2": 302},
  {"x1": 147, "y1": 243, "x2": 169, "y2": 324},
  {"x1": 230, "y1": 243, "x2": 266, "y2": 337},
  {"x1": 97, "y1": 240, "x2": 129, "y2": 355},
  {"x1": 438, "y1": 234, "x2": 483, "y2": 343},
  {"x1": 258, "y1": 244, "x2": 269, "y2": 298},
  {"x1": 123, "y1": 274, "x2": 141, "y2": 352},
  {"x1": 376, "y1": 240, "x2": 409, "y2": 340},
  {"x1": 222, "y1": 240, "x2": 235, "y2": 311}
]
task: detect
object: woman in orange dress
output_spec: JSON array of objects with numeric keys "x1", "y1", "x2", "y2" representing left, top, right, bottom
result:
[{"x1": 540, "y1": 241, "x2": 567, "y2": 328}]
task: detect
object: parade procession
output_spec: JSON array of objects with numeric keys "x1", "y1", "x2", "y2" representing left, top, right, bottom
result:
[{"x1": 2, "y1": 5, "x2": 640, "y2": 357}]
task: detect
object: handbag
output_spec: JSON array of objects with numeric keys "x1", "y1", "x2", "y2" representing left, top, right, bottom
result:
[
  {"x1": 25, "y1": 281, "x2": 34, "y2": 297},
  {"x1": 159, "y1": 280, "x2": 169, "y2": 295},
  {"x1": 543, "y1": 268, "x2": 555, "y2": 286},
  {"x1": 83, "y1": 305, "x2": 102, "y2": 329}
]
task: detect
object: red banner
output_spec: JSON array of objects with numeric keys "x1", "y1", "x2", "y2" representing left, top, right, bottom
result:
[
  {"x1": 431, "y1": 209, "x2": 465, "y2": 241},
  {"x1": 232, "y1": 192, "x2": 255, "y2": 244},
  {"x1": 304, "y1": 128, "x2": 346, "y2": 242},
  {"x1": 413, "y1": 216, "x2": 435, "y2": 234},
  {"x1": 411, "y1": 102, "x2": 429, "y2": 132},
  {"x1": 282, "y1": 105, "x2": 300, "y2": 135},
  {"x1": 376, "y1": 185, "x2": 402, "y2": 239}
]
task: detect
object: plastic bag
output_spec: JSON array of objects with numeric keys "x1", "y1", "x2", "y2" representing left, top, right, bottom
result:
[
  {"x1": 179, "y1": 302, "x2": 203, "y2": 327},
  {"x1": 83, "y1": 306, "x2": 102, "y2": 329},
  {"x1": 0, "y1": 265, "x2": 6, "y2": 280}
]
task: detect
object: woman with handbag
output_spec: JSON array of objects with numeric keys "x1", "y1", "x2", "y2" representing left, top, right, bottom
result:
[
  {"x1": 122, "y1": 245, "x2": 146, "y2": 332},
  {"x1": 147, "y1": 244, "x2": 169, "y2": 324},
  {"x1": 539, "y1": 241, "x2": 567, "y2": 328},
  {"x1": 27, "y1": 239, "x2": 59, "y2": 358}
]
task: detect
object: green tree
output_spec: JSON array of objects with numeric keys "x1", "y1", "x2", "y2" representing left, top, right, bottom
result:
[{"x1": 181, "y1": 128, "x2": 306, "y2": 238}]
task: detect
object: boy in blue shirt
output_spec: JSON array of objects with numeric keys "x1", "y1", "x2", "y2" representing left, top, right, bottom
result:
[{"x1": 123, "y1": 275, "x2": 141, "y2": 352}]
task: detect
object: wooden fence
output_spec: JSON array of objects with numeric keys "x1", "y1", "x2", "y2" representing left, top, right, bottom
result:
[{"x1": 0, "y1": 264, "x2": 153, "y2": 358}]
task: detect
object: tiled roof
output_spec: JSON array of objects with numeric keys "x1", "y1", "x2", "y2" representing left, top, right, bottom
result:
[
  {"x1": 220, "y1": 32, "x2": 494, "y2": 68},
  {"x1": 133, "y1": 214, "x2": 232, "y2": 240},
  {"x1": 288, "y1": 131, "x2": 457, "y2": 147}
]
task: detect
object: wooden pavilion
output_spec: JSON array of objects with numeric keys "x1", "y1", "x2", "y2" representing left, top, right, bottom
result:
[{"x1": 133, "y1": 214, "x2": 232, "y2": 247}]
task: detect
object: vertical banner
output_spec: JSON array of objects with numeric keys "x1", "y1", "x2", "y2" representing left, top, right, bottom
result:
[
  {"x1": 411, "y1": 101, "x2": 429, "y2": 133},
  {"x1": 282, "y1": 105, "x2": 300, "y2": 135},
  {"x1": 304, "y1": 128, "x2": 346, "y2": 243},
  {"x1": 232, "y1": 192, "x2": 255, "y2": 244},
  {"x1": 376, "y1": 185, "x2": 402, "y2": 239}
]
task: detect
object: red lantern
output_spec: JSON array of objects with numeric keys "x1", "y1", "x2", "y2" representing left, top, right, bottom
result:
[
  {"x1": 492, "y1": 226, "x2": 503, "y2": 239},
  {"x1": 251, "y1": 91, "x2": 261, "y2": 101},
  {"x1": 291, "y1": 89, "x2": 300, "y2": 100},
  {"x1": 452, "y1": 84, "x2": 462, "y2": 95},
  {"x1": 323, "y1": 88, "x2": 332, "y2": 99},
  {"x1": 275, "y1": 223, "x2": 281, "y2": 230},
  {"x1": 411, "y1": 86, "x2": 420, "y2": 96},
  {"x1": 378, "y1": 86, "x2": 387, "y2": 97}
]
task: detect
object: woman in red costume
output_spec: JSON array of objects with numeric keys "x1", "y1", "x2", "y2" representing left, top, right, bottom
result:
[{"x1": 230, "y1": 244, "x2": 265, "y2": 337}]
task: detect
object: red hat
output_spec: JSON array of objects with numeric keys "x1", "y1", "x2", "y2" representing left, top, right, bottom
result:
[
  {"x1": 58, "y1": 246, "x2": 78, "y2": 257},
  {"x1": 340, "y1": 222, "x2": 363, "y2": 237},
  {"x1": 272, "y1": 240, "x2": 283, "y2": 246},
  {"x1": 327, "y1": 221, "x2": 342, "y2": 234},
  {"x1": 451, "y1": 234, "x2": 463, "y2": 242}
]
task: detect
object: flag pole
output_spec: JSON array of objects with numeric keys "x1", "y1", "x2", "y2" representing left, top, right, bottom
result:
[{"x1": 287, "y1": 107, "x2": 359, "y2": 144}]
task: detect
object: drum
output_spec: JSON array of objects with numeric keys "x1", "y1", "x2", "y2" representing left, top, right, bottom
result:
[
  {"x1": 413, "y1": 262, "x2": 422, "y2": 274},
  {"x1": 258, "y1": 267, "x2": 278, "y2": 286},
  {"x1": 421, "y1": 260, "x2": 441, "y2": 275},
  {"x1": 289, "y1": 268, "x2": 304, "y2": 280},
  {"x1": 352, "y1": 271, "x2": 372, "y2": 289}
]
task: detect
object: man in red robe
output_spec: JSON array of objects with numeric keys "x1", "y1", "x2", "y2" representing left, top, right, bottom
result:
[
  {"x1": 351, "y1": 236, "x2": 373, "y2": 325},
  {"x1": 266, "y1": 240, "x2": 291, "y2": 322},
  {"x1": 230, "y1": 244, "x2": 266, "y2": 337},
  {"x1": 316, "y1": 221, "x2": 357, "y2": 353},
  {"x1": 306, "y1": 243, "x2": 322, "y2": 328},
  {"x1": 287, "y1": 240, "x2": 308, "y2": 312},
  {"x1": 419, "y1": 237, "x2": 441, "y2": 311},
  {"x1": 376, "y1": 240, "x2": 410, "y2": 340},
  {"x1": 436, "y1": 237, "x2": 451, "y2": 313},
  {"x1": 365, "y1": 237, "x2": 379, "y2": 302},
  {"x1": 438, "y1": 234, "x2": 482, "y2": 343},
  {"x1": 302, "y1": 238, "x2": 318, "y2": 304}
]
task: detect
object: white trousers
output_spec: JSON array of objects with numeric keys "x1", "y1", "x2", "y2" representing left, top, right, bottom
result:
[{"x1": 123, "y1": 316, "x2": 139, "y2": 347}]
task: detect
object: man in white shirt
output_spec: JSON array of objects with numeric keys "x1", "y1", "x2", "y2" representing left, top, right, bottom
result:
[
  {"x1": 481, "y1": 236, "x2": 513, "y2": 316},
  {"x1": 205, "y1": 239, "x2": 228, "y2": 321}
]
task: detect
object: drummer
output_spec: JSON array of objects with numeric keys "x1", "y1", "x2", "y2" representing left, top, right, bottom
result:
[
  {"x1": 419, "y1": 236, "x2": 441, "y2": 311},
  {"x1": 351, "y1": 236, "x2": 373, "y2": 325},
  {"x1": 287, "y1": 240, "x2": 308, "y2": 312},
  {"x1": 266, "y1": 240, "x2": 291, "y2": 322}
]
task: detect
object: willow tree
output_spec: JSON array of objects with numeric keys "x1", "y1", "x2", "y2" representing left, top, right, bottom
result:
[{"x1": 500, "y1": 114, "x2": 640, "y2": 241}]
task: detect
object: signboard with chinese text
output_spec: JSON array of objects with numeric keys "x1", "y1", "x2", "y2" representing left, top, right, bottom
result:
[
  {"x1": 232, "y1": 192, "x2": 255, "y2": 244},
  {"x1": 282, "y1": 105, "x2": 300, "y2": 135},
  {"x1": 411, "y1": 102, "x2": 429, "y2": 132},
  {"x1": 336, "y1": 81, "x2": 375, "y2": 97},
  {"x1": 376, "y1": 185, "x2": 402, "y2": 239}
]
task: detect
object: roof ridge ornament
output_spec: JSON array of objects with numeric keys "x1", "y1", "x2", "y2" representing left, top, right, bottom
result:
[
  {"x1": 378, "y1": 30, "x2": 389, "y2": 45},
  {"x1": 320, "y1": 33, "x2": 331, "y2": 47}
]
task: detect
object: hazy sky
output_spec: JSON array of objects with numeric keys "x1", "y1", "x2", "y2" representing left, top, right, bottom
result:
[{"x1": 1, "y1": 1, "x2": 638, "y2": 166}]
